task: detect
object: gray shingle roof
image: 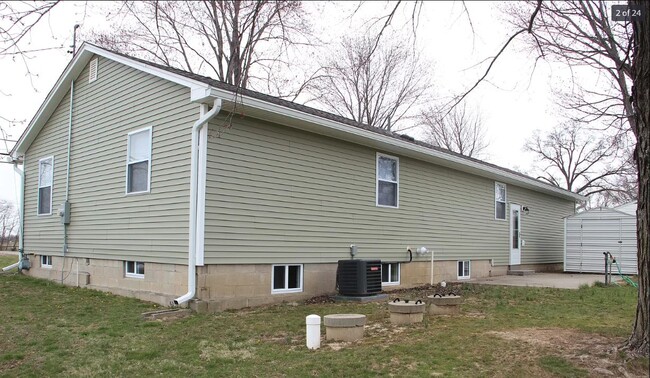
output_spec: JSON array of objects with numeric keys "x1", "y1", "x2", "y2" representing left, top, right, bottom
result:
[{"x1": 101, "y1": 46, "x2": 576, "y2": 198}]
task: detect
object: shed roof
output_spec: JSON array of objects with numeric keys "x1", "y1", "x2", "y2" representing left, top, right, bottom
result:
[
  {"x1": 566, "y1": 206, "x2": 633, "y2": 219},
  {"x1": 614, "y1": 201, "x2": 637, "y2": 215}
]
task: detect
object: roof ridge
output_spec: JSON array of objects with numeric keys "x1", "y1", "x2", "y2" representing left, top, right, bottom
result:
[{"x1": 93, "y1": 45, "x2": 550, "y2": 189}]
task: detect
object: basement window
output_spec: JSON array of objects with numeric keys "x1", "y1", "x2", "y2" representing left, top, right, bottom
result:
[
  {"x1": 37, "y1": 156, "x2": 54, "y2": 215},
  {"x1": 89, "y1": 58, "x2": 98, "y2": 83},
  {"x1": 126, "y1": 127, "x2": 152, "y2": 194},
  {"x1": 41, "y1": 255, "x2": 52, "y2": 268},
  {"x1": 457, "y1": 260, "x2": 470, "y2": 280},
  {"x1": 272, "y1": 264, "x2": 303, "y2": 294},
  {"x1": 125, "y1": 261, "x2": 145, "y2": 278},
  {"x1": 381, "y1": 262, "x2": 400, "y2": 285}
]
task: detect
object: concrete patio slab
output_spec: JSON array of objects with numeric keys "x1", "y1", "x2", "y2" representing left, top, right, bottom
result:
[{"x1": 471, "y1": 272, "x2": 621, "y2": 289}]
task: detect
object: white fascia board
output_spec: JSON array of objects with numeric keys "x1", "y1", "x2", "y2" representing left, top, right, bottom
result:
[
  {"x1": 83, "y1": 44, "x2": 207, "y2": 89},
  {"x1": 13, "y1": 50, "x2": 90, "y2": 157},
  {"x1": 12, "y1": 43, "x2": 209, "y2": 157},
  {"x1": 11, "y1": 40, "x2": 585, "y2": 202},
  {"x1": 205, "y1": 87, "x2": 586, "y2": 202}
]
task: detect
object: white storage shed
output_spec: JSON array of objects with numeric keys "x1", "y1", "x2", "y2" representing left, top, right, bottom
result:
[{"x1": 564, "y1": 203, "x2": 638, "y2": 275}]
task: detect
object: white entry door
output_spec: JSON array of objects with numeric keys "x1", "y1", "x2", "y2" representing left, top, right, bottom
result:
[{"x1": 510, "y1": 204, "x2": 521, "y2": 265}]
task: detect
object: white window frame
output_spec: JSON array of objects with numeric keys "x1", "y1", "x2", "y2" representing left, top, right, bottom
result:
[
  {"x1": 495, "y1": 182, "x2": 507, "y2": 220},
  {"x1": 381, "y1": 262, "x2": 400, "y2": 286},
  {"x1": 124, "y1": 261, "x2": 145, "y2": 278},
  {"x1": 376, "y1": 153, "x2": 399, "y2": 208},
  {"x1": 125, "y1": 127, "x2": 152, "y2": 195},
  {"x1": 37, "y1": 156, "x2": 54, "y2": 216},
  {"x1": 271, "y1": 264, "x2": 303, "y2": 294},
  {"x1": 89, "y1": 57, "x2": 98, "y2": 83},
  {"x1": 41, "y1": 255, "x2": 52, "y2": 268},
  {"x1": 457, "y1": 260, "x2": 471, "y2": 280}
]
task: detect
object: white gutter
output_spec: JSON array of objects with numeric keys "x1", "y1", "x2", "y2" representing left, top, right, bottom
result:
[
  {"x1": 173, "y1": 98, "x2": 222, "y2": 306},
  {"x1": 200, "y1": 87, "x2": 586, "y2": 202}
]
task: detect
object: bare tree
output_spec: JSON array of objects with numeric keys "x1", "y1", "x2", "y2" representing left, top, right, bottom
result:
[
  {"x1": 0, "y1": 200, "x2": 18, "y2": 251},
  {"x1": 0, "y1": 1, "x2": 61, "y2": 140},
  {"x1": 421, "y1": 103, "x2": 488, "y2": 158},
  {"x1": 629, "y1": 0, "x2": 649, "y2": 356},
  {"x1": 90, "y1": 0, "x2": 314, "y2": 100},
  {"x1": 363, "y1": 1, "x2": 648, "y2": 354},
  {"x1": 506, "y1": 1, "x2": 646, "y2": 353},
  {"x1": 0, "y1": 1, "x2": 61, "y2": 57},
  {"x1": 506, "y1": 1, "x2": 634, "y2": 134},
  {"x1": 595, "y1": 148, "x2": 638, "y2": 207},
  {"x1": 311, "y1": 33, "x2": 429, "y2": 131},
  {"x1": 525, "y1": 121, "x2": 631, "y2": 200}
]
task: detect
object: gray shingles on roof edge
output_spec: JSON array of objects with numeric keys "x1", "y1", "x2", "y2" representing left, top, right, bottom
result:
[
  {"x1": 107, "y1": 47, "x2": 570, "y2": 198},
  {"x1": 14, "y1": 43, "x2": 584, "y2": 201}
]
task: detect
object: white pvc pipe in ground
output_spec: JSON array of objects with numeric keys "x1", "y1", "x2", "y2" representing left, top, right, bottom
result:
[
  {"x1": 430, "y1": 248, "x2": 435, "y2": 285},
  {"x1": 306, "y1": 314, "x2": 321, "y2": 350},
  {"x1": 2, "y1": 262, "x2": 19, "y2": 272}
]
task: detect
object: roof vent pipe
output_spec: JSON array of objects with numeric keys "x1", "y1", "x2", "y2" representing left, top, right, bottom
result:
[{"x1": 173, "y1": 98, "x2": 222, "y2": 306}]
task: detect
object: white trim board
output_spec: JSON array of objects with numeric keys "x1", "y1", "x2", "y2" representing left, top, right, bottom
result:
[{"x1": 12, "y1": 43, "x2": 586, "y2": 203}]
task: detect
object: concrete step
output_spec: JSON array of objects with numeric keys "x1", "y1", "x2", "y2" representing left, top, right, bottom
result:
[{"x1": 507, "y1": 269, "x2": 535, "y2": 276}]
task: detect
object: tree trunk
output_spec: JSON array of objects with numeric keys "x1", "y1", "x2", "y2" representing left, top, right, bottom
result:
[{"x1": 627, "y1": 0, "x2": 649, "y2": 356}]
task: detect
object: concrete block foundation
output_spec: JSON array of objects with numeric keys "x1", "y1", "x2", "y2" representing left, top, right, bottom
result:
[{"x1": 21, "y1": 255, "x2": 558, "y2": 312}]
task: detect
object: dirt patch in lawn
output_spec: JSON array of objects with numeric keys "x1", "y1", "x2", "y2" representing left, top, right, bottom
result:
[{"x1": 488, "y1": 328, "x2": 646, "y2": 377}]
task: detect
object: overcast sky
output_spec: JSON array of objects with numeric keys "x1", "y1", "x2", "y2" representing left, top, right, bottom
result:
[{"x1": 0, "y1": 1, "x2": 571, "y2": 203}]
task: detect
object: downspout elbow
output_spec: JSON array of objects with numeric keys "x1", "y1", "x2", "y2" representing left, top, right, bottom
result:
[
  {"x1": 173, "y1": 98, "x2": 222, "y2": 307},
  {"x1": 192, "y1": 99, "x2": 222, "y2": 133}
]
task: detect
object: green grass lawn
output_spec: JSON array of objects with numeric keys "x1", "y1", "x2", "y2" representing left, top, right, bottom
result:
[{"x1": 0, "y1": 254, "x2": 647, "y2": 377}]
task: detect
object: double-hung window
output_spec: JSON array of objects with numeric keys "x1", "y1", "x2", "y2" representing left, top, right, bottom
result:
[
  {"x1": 377, "y1": 153, "x2": 399, "y2": 208},
  {"x1": 495, "y1": 182, "x2": 507, "y2": 220},
  {"x1": 126, "y1": 127, "x2": 152, "y2": 194},
  {"x1": 37, "y1": 157, "x2": 54, "y2": 215}
]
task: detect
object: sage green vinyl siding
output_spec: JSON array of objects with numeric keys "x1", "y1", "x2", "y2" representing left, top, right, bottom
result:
[
  {"x1": 204, "y1": 117, "x2": 575, "y2": 265},
  {"x1": 509, "y1": 187, "x2": 575, "y2": 264},
  {"x1": 22, "y1": 91, "x2": 70, "y2": 254},
  {"x1": 23, "y1": 56, "x2": 195, "y2": 264}
]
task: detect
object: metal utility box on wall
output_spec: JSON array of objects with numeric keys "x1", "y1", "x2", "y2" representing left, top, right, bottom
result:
[
  {"x1": 336, "y1": 260, "x2": 382, "y2": 296},
  {"x1": 564, "y1": 203, "x2": 638, "y2": 275}
]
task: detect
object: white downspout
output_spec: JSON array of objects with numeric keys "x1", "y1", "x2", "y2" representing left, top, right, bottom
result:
[
  {"x1": 62, "y1": 81, "x2": 74, "y2": 284},
  {"x1": 2, "y1": 161, "x2": 25, "y2": 271},
  {"x1": 14, "y1": 162, "x2": 24, "y2": 261},
  {"x1": 173, "y1": 98, "x2": 222, "y2": 306},
  {"x1": 65, "y1": 81, "x2": 74, "y2": 201}
]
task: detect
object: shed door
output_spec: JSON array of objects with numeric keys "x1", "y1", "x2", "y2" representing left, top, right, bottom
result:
[{"x1": 510, "y1": 204, "x2": 521, "y2": 265}]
